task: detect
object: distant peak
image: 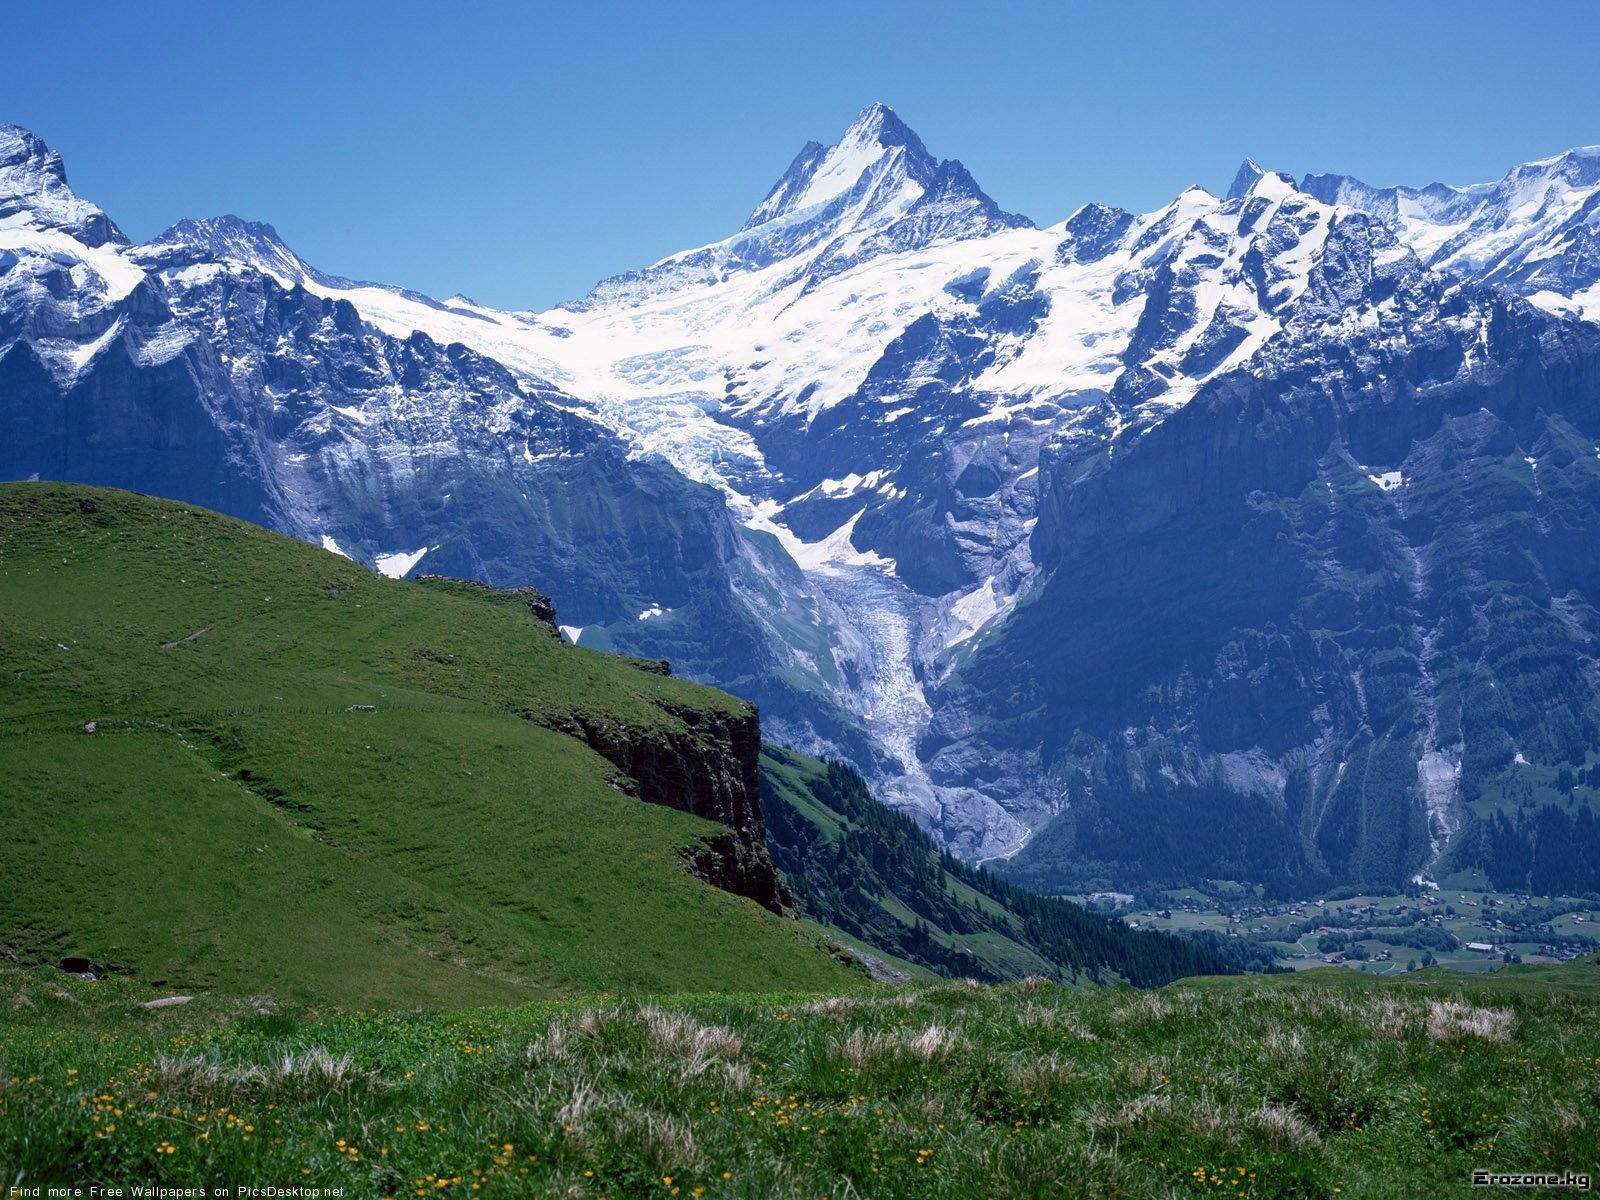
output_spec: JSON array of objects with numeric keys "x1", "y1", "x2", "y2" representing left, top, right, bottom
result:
[
  {"x1": 743, "y1": 102, "x2": 939, "y2": 229},
  {"x1": 0, "y1": 124, "x2": 126, "y2": 247},
  {"x1": 1505, "y1": 143, "x2": 1600, "y2": 191},
  {"x1": 0, "y1": 124, "x2": 67, "y2": 185},
  {"x1": 584, "y1": 103, "x2": 1028, "y2": 307},
  {"x1": 1225, "y1": 158, "x2": 1298, "y2": 202},
  {"x1": 137, "y1": 214, "x2": 312, "y2": 283},
  {"x1": 1512, "y1": 143, "x2": 1600, "y2": 171},
  {"x1": 156, "y1": 214, "x2": 288, "y2": 244},
  {"x1": 156, "y1": 214, "x2": 291, "y2": 248},
  {"x1": 842, "y1": 102, "x2": 926, "y2": 155},
  {"x1": 1225, "y1": 159, "x2": 1264, "y2": 201}
]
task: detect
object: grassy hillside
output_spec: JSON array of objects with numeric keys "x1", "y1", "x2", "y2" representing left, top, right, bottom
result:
[
  {"x1": 762, "y1": 747, "x2": 1231, "y2": 987},
  {"x1": 0, "y1": 483, "x2": 855, "y2": 1003},
  {"x1": 3, "y1": 959, "x2": 1597, "y2": 1195}
]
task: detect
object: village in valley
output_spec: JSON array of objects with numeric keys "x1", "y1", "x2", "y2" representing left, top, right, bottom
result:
[{"x1": 1077, "y1": 878, "x2": 1600, "y2": 974}]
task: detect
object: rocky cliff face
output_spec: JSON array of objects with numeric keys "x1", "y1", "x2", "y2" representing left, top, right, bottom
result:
[
  {"x1": 550, "y1": 698, "x2": 789, "y2": 912},
  {"x1": 408, "y1": 573, "x2": 793, "y2": 911}
]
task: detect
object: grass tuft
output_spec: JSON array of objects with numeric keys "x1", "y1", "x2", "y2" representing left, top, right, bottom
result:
[{"x1": 1426, "y1": 998, "x2": 1515, "y2": 1044}]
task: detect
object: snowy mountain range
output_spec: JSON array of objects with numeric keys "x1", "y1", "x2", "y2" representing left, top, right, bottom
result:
[
  {"x1": 5, "y1": 108, "x2": 1600, "y2": 893},
  {"x1": 1302, "y1": 145, "x2": 1600, "y2": 320}
]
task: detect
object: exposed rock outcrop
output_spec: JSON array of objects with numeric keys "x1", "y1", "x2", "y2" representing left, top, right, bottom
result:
[{"x1": 538, "y1": 699, "x2": 791, "y2": 913}]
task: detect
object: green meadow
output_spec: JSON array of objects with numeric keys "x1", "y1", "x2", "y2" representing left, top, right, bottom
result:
[
  {"x1": 0, "y1": 483, "x2": 853, "y2": 1002},
  {"x1": 2, "y1": 962, "x2": 1597, "y2": 1197}
]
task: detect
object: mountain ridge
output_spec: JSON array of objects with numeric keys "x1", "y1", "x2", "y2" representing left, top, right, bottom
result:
[{"x1": 5, "y1": 111, "x2": 1600, "y2": 894}]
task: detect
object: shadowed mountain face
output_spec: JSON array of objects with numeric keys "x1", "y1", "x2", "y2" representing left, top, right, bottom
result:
[
  {"x1": 5, "y1": 112, "x2": 1600, "y2": 893},
  {"x1": 952, "y1": 296, "x2": 1600, "y2": 893}
]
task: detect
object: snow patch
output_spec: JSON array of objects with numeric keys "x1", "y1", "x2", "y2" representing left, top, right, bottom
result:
[
  {"x1": 1368, "y1": 470, "x2": 1404, "y2": 491},
  {"x1": 558, "y1": 625, "x2": 584, "y2": 645},
  {"x1": 375, "y1": 547, "x2": 435, "y2": 578},
  {"x1": 945, "y1": 578, "x2": 1003, "y2": 647},
  {"x1": 758, "y1": 507, "x2": 895, "y2": 574},
  {"x1": 0, "y1": 226, "x2": 147, "y2": 303},
  {"x1": 64, "y1": 316, "x2": 126, "y2": 372},
  {"x1": 320, "y1": 534, "x2": 351, "y2": 560},
  {"x1": 775, "y1": 123, "x2": 900, "y2": 217}
]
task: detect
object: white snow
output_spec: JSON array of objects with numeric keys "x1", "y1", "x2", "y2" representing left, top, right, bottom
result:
[
  {"x1": 289, "y1": 184, "x2": 1343, "y2": 526},
  {"x1": 801, "y1": 470, "x2": 895, "y2": 501},
  {"x1": 771, "y1": 120, "x2": 901, "y2": 217},
  {"x1": 64, "y1": 316, "x2": 125, "y2": 371},
  {"x1": 637, "y1": 603, "x2": 665, "y2": 621},
  {"x1": 294, "y1": 277, "x2": 569, "y2": 386},
  {"x1": 1368, "y1": 470, "x2": 1404, "y2": 491},
  {"x1": 1392, "y1": 195, "x2": 1474, "y2": 262},
  {"x1": 945, "y1": 577, "x2": 1004, "y2": 647},
  {"x1": 558, "y1": 625, "x2": 584, "y2": 644},
  {"x1": 374, "y1": 547, "x2": 434, "y2": 578},
  {"x1": 0, "y1": 225, "x2": 146, "y2": 304},
  {"x1": 1357, "y1": 146, "x2": 1600, "y2": 317},
  {"x1": 756, "y1": 507, "x2": 895, "y2": 574},
  {"x1": 320, "y1": 534, "x2": 351, "y2": 560},
  {"x1": 253, "y1": 137, "x2": 1368, "y2": 556}
]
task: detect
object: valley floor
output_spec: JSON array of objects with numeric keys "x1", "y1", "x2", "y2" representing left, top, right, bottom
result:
[
  {"x1": 3, "y1": 962, "x2": 1597, "y2": 1198},
  {"x1": 1079, "y1": 882, "x2": 1600, "y2": 978}
]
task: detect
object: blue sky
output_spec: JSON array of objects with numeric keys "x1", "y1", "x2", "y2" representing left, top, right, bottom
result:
[{"x1": 7, "y1": 1, "x2": 1599, "y2": 310}]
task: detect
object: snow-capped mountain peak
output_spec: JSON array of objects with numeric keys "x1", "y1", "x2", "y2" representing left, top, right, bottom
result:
[
  {"x1": 136, "y1": 215, "x2": 317, "y2": 285},
  {"x1": 11, "y1": 115, "x2": 1600, "y2": 874},
  {"x1": 1500, "y1": 143, "x2": 1600, "y2": 194},
  {"x1": 1224, "y1": 158, "x2": 1298, "y2": 202},
  {"x1": 0, "y1": 124, "x2": 125, "y2": 248},
  {"x1": 1300, "y1": 145, "x2": 1600, "y2": 319},
  {"x1": 1225, "y1": 158, "x2": 1265, "y2": 201},
  {"x1": 570, "y1": 105, "x2": 1030, "y2": 312},
  {"x1": 743, "y1": 102, "x2": 934, "y2": 228}
]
